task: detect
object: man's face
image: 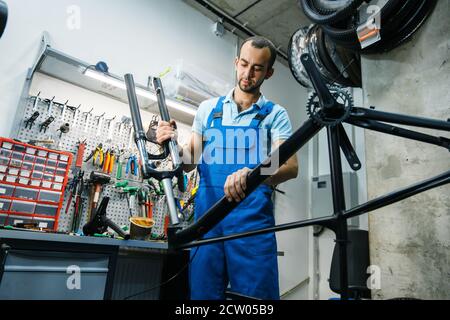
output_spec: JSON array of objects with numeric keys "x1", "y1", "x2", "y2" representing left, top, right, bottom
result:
[{"x1": 235, "y1": 41, "x2": 274, "y2": 94}]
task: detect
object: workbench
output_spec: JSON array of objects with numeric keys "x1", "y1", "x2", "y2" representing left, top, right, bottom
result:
[{"x1": 0, "y1": 229, "x2": 189, "y2": 300}]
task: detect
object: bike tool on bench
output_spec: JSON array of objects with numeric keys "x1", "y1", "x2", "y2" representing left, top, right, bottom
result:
[{"x1": 124, "y1": 74, "x2": 184, "y2": 226}]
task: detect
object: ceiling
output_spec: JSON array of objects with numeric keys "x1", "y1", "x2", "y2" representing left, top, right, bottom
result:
[{"x1": 183, "y1": 0, "x2": 311, "y2": 66}]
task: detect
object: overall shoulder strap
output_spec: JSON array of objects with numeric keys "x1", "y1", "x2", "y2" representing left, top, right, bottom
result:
[
  {"x1": 249, "y1": 101, "x2": 275, "y2": 128},
  {"x1": 205, "y1": 96, "x2": 226, "y2": 129}
]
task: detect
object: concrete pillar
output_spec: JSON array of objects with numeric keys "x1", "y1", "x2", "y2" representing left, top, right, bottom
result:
[{"x1": 362, "y1": 1, "x2": 449, "y2": 299}]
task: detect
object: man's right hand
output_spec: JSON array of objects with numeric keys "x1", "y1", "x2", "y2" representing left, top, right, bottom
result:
[{"x1": 156, "y1": 120, "x2": 178, "y2": 145}]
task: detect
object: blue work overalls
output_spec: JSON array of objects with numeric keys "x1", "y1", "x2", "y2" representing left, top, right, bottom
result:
[{"x1": 190, "y1": 96, "x2": 280, "y2": 300}]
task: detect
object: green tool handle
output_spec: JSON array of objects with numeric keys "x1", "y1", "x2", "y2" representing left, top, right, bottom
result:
[{"x1": 116, "y1": 161, "x2": 123, "y2": 180}]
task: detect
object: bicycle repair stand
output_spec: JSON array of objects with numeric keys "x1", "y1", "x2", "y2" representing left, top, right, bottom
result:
[{"x1": 164, "y1": 54, "x2": 450, "y2": 300}]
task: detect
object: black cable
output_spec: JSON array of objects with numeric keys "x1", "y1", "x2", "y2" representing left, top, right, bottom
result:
[
  {"x1": 123, "y1": 247, "x2": 199, "y2": 300},
  {"x1": 335, "y1": 44, "x2": 361, "y2": 86}
]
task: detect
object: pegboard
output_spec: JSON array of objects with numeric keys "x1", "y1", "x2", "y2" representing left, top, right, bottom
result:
[{"x1": 14, "y1": 95, "x2": 197, "y2": 237}]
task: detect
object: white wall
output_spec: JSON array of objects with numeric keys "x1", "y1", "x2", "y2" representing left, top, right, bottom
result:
[
  {"x1": 0, "y1": 0, "x2": 237, "y2": 136},
  {"x1": 262, "y1": 61, "x2": 311, "y2": 299},
  {"x1": 0, "y1": 0, "x2": 312, "y2": 298}
]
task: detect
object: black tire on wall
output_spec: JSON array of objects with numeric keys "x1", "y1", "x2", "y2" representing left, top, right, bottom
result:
[{"x1": 0, "y1": 0, "x2": 7, "y2": 39}]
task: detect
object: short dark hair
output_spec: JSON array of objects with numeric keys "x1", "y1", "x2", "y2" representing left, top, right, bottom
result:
[{"x1": 239, "y1": 36, "x2": 277, "y2": 70}]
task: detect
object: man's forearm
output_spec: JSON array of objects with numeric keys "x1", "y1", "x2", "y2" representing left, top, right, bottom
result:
[{"x1": 263, "y1": 161, "x2": 298, "y2": 186}]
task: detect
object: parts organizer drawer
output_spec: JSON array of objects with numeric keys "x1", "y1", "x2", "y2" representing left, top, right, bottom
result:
[
  {"x1": 0, "y1": 183, "x2": 14, "y2": 197},
  {"x1": 10, "y1": 201, "x2": 36, "y2": 214},
  {"x1": 34, "y1": 204, "x2": 58, "y2": 217},
  {"x1": 0, "y1": 138, "x2": 73, "y2": 231},
  {"x1": 0, "y1": 199, "x2": 11, "y2": 211},
  {"x1": 13, "y1": 187, "x2": 39, "y2": 200}
]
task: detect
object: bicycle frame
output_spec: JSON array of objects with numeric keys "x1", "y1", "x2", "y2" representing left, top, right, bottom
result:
[{"x1": 157, "y1": 54, "x2": 449, "y2": 300}]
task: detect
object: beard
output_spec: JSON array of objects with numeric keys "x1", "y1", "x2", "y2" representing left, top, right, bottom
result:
[{"x1": 238, "y1": 78, "x2": 263, "y2": 94}]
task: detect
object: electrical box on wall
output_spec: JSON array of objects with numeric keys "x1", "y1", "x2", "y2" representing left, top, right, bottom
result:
[{"x1": 311, "y1": 172, "x2": 359, "y2": 228}]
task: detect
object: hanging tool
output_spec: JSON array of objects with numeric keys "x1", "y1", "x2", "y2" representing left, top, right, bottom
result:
[
  {"x1": 85, "y1": 143, "x2": 104, "y2": 168},
  {"x1": 72, "y1": 104, "x2": 81, "y2": 127},
  {"x1": 125, "y1": 74, "x2": 184, "y2": 225},
  {"x1": 83, "y1": 197, "x2": 130, "y2": 239},
  {"x1": 95, "y1": 113, "x2": 105, "y2": 137},
  {"x1": 31, "y1": 92, "x2": 41, "y2": 112},
  {"x1": 126, "y1": 154, "x2": 139, "y2": 177},
  {"x1": 83, "y1": 108, "x2": 93, "y2": 133},
  {"x1": 107, "y1": 150, "x2": 115, "y2": 174},
  {"x1": 56, "y1": 123, "x2": 70, "y2": 149},
  {"x1": 128, "y1": 126, "x2": 134, "y2": 150},
  {"x1": 74, "y1": 139, "x2": 87, "y2": 174},
  {"x1": 138, "y1": 187, "x2": 150, "y2": 218},
  {"x1": 27, "y1": 138, "x2": 54, "y2": 146},
  {"x1": 87, "y1": 171, "x2": 111, "y2": 221},
  {"x1": 147, "y1": 178, "x2": 164, "y2": 196},
  {"x1": 106, "y1": 116, "x2": 116, "y2": 142},
  {"x1": 70, "y1": 171, "x2": 85, "y2": 233},
  {"x1": 124, "y1": 186, "x2": 139, "y2": 217},
  {"x1": 114, "y1": 180, "x2": 131, "y2": 216},
  {"x1": 115, "y1": 180, "x2": 129, "y2": 189},
  {"x1": 115, "y1": 149, "x2": 125, "y2": 180},
  {"x1": 24, "y1": 111, "x2": 40, "y2": 129},
  {"x1": 102, "y1": 149, "x2": 115, "y2": 175},
  {"x1": 65, "y1": 139, "x2": 87, "y2": 225},
  {"x1": 119, "y1": 116, "x2": 131, "y2": 135},
  {"x1": 45, "y1": 96, "x2": 55, "y2": 115},
  {"x1": 60, "y1": 100, "x2": 69, "y2": 120},
  {"x1": 65, "y1": 177, "x2": 79, "y2": 216},
  {"x1": 58, "y1": 122, "x2": 70, "y2": 137},
  {"x1": 39, "y1": 116, "x2": 55, "y2": 133},
  {"x1": 102, "y1": 149, "x2": 111, "y2": 173}
]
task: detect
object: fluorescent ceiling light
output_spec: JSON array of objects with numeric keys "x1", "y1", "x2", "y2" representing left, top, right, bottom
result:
[
  {"x1": 166, "y1": 99, "x2": 197, "y2": 116},
  {"x1": 84, "y1": 69, "x2": 197, "y2": 116}
]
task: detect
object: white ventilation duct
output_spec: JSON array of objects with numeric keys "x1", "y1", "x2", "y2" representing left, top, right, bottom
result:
[{"x1": 163, "y1": 60, "x2": 231, "y2": 107}]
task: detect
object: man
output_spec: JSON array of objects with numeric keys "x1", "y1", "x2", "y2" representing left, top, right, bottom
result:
[{"x1": 156, "y1": 36, "x2": 298, "y2": 300}]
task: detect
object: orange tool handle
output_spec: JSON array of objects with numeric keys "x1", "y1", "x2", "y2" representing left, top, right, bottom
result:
[
  {"x1": 75, "y1": 143, "x2": 86, "y2": 168},
  {"x1": 103, "y1": 152, "x2": 111, "y2": 172},
  {"x1": 108, "y1": 154, "x2": 115, "y2": 174}
]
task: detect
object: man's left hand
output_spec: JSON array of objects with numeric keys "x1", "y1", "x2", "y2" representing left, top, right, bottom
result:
[{"x1": 224, "y1": 167, "x2": 251, "y2": 202}]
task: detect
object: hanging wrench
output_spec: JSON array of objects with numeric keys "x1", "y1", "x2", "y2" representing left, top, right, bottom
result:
[
  {"x1": 128, "y1": 125, "x2": 134, "y2": 150},
  {"x1": 83, "y1": 108, "x2": 93, "y2": 133},
  {"x1": 60, "y1": 100, "x2": 69, "y2": 121},
  {"x1": 31, "y1": 92, "x2": 41, "y2": 112},
  {"x1": 72, "y1": 105, "x2": 81, "y2": 128},
  {"x1": 96, "y1": 113, "x2": 105, "y2": 137},
  {"x1": 47, "y1": 96, "x2": 55, "y2": 115},
  {"x1": 106, "y1": 116, "x2": 116, "y2": 142}
]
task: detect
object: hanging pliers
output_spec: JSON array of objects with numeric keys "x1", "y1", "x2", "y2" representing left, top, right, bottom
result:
[
  {"x1": 126, "y1": 154, "x2": 138, "y2": 177},
  {"x1": 85, "y1": 143, "x2": 104, "y2": 168}
]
